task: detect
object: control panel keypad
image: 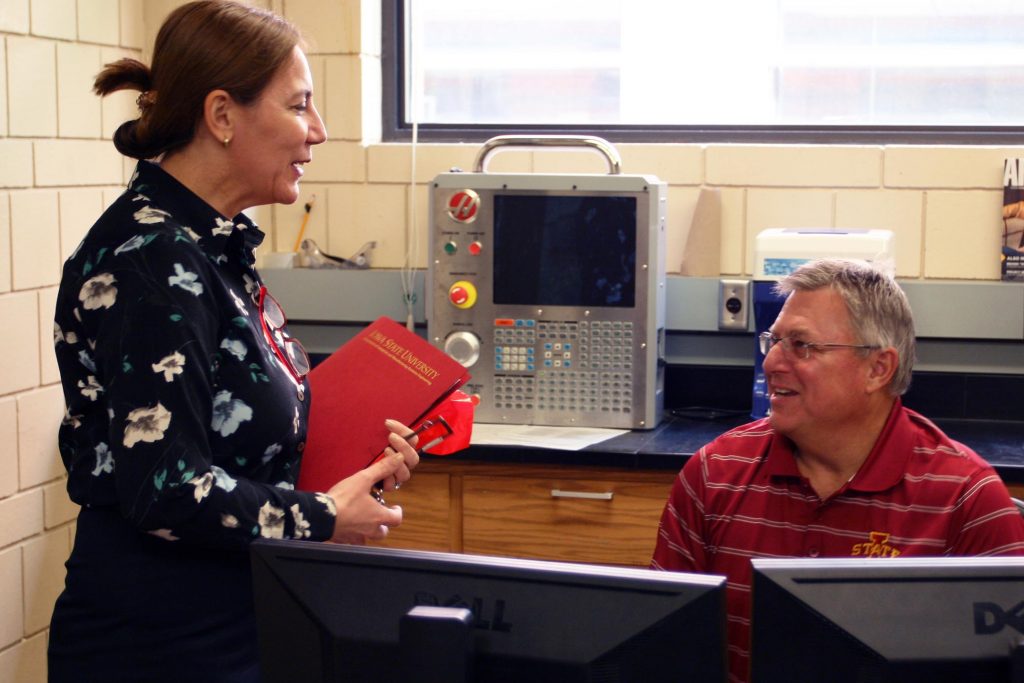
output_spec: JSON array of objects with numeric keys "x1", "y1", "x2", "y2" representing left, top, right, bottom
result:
[
  {"x1": 536, "y1": 370, "x2": 633, "y2": 413},
  {"x1": 578, "y1": 320, "x2": 634, "y2": 370},
  {"x1": 494, "y1": 322, "x2": 536, "y2": 372},
  {"x1": 492, "y1": 375, "x2": 535, "y2": 410},
  {"x1": 491, "y1": 319, "x2": 636, "y2": 413}
]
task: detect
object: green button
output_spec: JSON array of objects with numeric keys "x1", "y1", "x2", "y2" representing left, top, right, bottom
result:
[{"x1": 444, "y1": 241, "x2": 457, "y2": 254}]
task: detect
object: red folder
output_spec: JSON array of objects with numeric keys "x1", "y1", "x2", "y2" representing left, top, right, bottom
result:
[{"x1": 297, "y1": 316, "x2": 470, "y2": 492}]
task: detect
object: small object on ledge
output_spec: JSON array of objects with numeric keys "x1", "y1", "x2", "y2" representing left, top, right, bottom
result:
[
  {"x1": 292, "y1": 194, "x2": 316, "y2": 253},
  {"x1": 296, "y1": 238, "x2": 376, "y2": 269}
]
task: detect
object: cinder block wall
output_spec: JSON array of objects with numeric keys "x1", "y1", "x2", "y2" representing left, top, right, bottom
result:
[
  {"x1": 277, "y1": 0, "x2": 1022, "y2": 282},
  {"x1": 0, "y1": 0, "x2": 145, "y2": 679},
  {"x1": 1, "y1": 1, "x2": 1020, "y2": 680}
]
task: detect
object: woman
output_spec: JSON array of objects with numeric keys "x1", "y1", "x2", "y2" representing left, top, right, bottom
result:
[{"x1": 48, "y1": 2, "x2": 418, "y2": 681}]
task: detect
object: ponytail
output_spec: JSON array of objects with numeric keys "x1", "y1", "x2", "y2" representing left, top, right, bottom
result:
[{"x1": 93, "y1": 58, "x2": 173, "y2": 160}]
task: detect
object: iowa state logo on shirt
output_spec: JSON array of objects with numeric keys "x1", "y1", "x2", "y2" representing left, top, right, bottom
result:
[{"x1": 850, "y1": 531, "x2": 902, "y2": 558}]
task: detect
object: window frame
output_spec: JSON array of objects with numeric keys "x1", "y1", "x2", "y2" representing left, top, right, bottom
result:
[{"x1": 381, "y1": 1, "x2": 1024, "y2": 145}]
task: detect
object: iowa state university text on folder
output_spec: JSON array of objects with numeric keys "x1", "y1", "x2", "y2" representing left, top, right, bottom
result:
[{"x1": 364, "y1": 329, "x2": 443, "y2": 383}]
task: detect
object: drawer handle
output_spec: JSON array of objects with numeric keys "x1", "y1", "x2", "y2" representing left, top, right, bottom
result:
[{"x1": 550, "y1": 489, "x2": 614, "y2": 501}]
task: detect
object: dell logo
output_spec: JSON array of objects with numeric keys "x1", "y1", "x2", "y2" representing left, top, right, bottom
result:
[
  {"x1": 973, "y1": 601, "x2": 1024, "y2": 635},
  {"x1": 414, "y1": 592, "x2": 513, "y2": 632}
]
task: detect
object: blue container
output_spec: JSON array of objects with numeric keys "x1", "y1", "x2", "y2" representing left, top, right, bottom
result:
[{"x1": 751, "y1": 281, "x2": 786, "y2": 418}]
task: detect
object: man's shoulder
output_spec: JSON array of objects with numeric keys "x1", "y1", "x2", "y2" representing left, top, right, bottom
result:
[
  {"x1": 697, "y1": 418, "x2": 775, "y2": 463},
  {"x1": 900, "y1": 407, "x2": 991, "y2": 472},
  {"x1": 679, "y1": 418, "x2": 779, "y2": 492},
  {"x1": 715, "y1": 417, "x2": 776, "y2": 444}
]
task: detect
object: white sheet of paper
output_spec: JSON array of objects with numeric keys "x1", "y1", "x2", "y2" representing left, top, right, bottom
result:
[{"x1": 469, "y1": 423, "x2": 628, "y2": 451}]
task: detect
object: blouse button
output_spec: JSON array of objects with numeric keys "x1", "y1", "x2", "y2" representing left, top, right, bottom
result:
[{"x1": 296, "y1": 385, "x2": 305, "y2": 402}]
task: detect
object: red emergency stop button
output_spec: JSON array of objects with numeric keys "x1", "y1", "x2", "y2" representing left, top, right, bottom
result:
[{"x1": 448, "y1": 280, "x2": 477, "y2": 309}]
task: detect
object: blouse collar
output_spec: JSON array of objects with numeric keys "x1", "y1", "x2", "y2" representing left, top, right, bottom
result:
[{"x1": 128, "y1": 161, "x2": 265, "y2": 267}]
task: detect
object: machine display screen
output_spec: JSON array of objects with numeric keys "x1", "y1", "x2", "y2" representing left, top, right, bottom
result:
[{"x1": 492, "y1": 194, "x2": 637, "y2": 308}]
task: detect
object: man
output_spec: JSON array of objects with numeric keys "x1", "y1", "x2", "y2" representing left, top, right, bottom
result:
[{"x1": 651, "y1": 258, "x2": 1024, "y2": 683}]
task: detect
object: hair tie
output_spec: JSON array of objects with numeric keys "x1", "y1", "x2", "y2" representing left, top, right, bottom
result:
[{"x1": 136, "y1": 90, "x2": 155, "y2": 112}]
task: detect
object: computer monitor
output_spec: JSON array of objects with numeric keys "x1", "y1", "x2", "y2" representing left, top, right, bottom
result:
[
  {"x1": 750, "y1": 557, "x2": 1024, "y2": 683},
  {"x1": 250, "y1": 539, "x2": 727, "y2": 683}
]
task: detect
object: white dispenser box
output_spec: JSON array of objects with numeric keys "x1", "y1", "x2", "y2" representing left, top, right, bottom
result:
[{"x1": 754, "y1": 228, "x2": 895, "y2": 279}]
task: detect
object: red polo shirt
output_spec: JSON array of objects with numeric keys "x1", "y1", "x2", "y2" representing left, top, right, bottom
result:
[{"x1": 651, "y1": 400, "x2": 1024, "y2": 683}]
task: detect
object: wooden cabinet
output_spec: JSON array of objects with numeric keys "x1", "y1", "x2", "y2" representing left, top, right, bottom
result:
[
  {"x1": 371, "y1": 459, "x2": 677, "y2": 567},
  {"x1": 370, "y1": 471, "x2": 454, "y2": 552},
  {"x1": 461, "y1": 473, "x2": 670, "y2": 565},
  {"x1": 371, "y1": 460, "x2": 1024, "y2": 567}
]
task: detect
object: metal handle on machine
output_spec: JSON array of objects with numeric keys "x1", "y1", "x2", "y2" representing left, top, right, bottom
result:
[{"x1": 473, "y1": 135, "x2": 622, "y2": 175}]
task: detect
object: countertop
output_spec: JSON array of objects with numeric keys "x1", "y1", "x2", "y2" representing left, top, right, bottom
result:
[{"x1": 443, "y1": 413, "x2": 1024, "y2": 484}]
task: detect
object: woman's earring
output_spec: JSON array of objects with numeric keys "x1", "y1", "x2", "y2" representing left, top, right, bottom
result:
[{"x1": 223, "y1": 137, "x2": 231, "y2": 148}]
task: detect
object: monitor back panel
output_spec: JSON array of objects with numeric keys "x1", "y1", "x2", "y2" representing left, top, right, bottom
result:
[{"x1": 750, "y1": 557, "x2": 1024, "y2": 682}]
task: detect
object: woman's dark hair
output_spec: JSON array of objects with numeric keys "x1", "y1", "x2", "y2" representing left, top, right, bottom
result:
[{"x1": 93, "y1": 0, "x2": 303, "y2": 160}]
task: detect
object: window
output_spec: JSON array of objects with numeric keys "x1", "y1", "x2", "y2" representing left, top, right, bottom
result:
[{"x1": 383, "y1": 1, "x2": 1024, "y2": 143}]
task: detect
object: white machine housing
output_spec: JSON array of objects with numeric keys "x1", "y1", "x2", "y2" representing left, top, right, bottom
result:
[
  {"x1": 428, "y1": 156, "x2": 667, "y2": 430},
  {"x1": 755, "y1": 228, "x2": 896, "y2": 279}
]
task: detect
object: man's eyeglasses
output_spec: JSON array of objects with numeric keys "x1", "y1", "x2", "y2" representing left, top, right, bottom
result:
[
  {"x1": 259, "y1": 285, "x2": 310, "y2": 384},
  {"x1": 758, "y1": 331, "x2": 879, "y2": 360}
]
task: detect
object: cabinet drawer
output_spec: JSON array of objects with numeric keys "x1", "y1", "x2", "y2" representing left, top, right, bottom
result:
[
  {"x1": 461, "y1": 475, "x2": 671, "y2": 566},
  {"x1": 369, "y1": 472, "x2": 453, "y2": 552}
]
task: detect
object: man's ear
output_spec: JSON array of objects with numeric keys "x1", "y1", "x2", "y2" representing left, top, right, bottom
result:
[
  {"x1": 865, "y1": 347, "x2": 898, "y2": 394},
  {"x1": 203, "y1": 89, "x2": 235, "y2": 146}
]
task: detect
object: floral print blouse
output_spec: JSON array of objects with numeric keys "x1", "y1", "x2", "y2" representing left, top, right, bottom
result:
[{"x1": 54, "y1": 161, "x2": 336, "y2": 549}]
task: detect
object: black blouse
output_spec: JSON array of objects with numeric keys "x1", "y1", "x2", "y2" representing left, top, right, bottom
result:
[{"x1": 54, "y1": 161, "x2": 336, "y2": 549}]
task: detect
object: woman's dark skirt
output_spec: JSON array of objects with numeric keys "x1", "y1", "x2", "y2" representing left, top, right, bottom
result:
[{"x1": 48, "y1": 506, "x2": 262, "y2": 683}]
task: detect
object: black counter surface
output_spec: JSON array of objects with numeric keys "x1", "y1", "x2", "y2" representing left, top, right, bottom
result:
[{"x1": 442, "y1": 412, "x2": 1024, "y2": 485}]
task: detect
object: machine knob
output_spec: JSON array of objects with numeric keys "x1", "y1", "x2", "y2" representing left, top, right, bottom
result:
[
  {"x1": 444, "y1": 331, "x2": 481, "y2": 368},
  {"x1": 448, "y1": 280, "x2": 477, "y2": 309}
]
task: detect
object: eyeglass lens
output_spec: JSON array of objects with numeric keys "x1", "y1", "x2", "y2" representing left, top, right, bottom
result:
[
  {"x1": 262, "y1": 293, "x2": 286, "y2": 328},
  {"x1": 760, "y1": 333, "x2": 809, "y2": 359},
  {"x1": 259, "y1": 287, "x2": 310, "y2": 380},
  {"x1": 283, "y1": 338, "x2": 311, "y2": 375}
]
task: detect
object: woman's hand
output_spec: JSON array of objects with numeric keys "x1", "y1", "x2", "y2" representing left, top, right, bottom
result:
[
  {"x1": 379, "y1": 418, "x2": 421, "y2": 492},
  {"x1": 324, "y1": 419, "x2": 421, "y2": 544}
]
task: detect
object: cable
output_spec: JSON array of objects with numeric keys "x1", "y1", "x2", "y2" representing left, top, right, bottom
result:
[
  {"x1": 401, "y1": 120, "x2": 419, "y2": 331},
  {"x1": 400, "y1": 0, "x2": 420, "y2": 332}
]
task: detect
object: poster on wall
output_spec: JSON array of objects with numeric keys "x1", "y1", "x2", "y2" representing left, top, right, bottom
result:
[{"x1": 1001, "y1": 158, "x2": 1024, "y2": 281}]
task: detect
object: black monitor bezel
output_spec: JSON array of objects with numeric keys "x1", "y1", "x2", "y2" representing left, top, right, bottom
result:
[
  {"x1": 750, "y1": 556, "x2": 1024, "y2": 683},
  {"x1": 251, "y1": 539, "x2": 728, "y2": 683}
]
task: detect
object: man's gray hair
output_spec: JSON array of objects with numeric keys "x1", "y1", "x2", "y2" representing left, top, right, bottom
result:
[{"x1": 774, "y1": 258, "x2": 916, "y2": 396}]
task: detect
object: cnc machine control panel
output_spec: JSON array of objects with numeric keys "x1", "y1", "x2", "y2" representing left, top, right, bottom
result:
[{"x1": 427, "y1": 171, "x2": 667, "y2": 430}]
